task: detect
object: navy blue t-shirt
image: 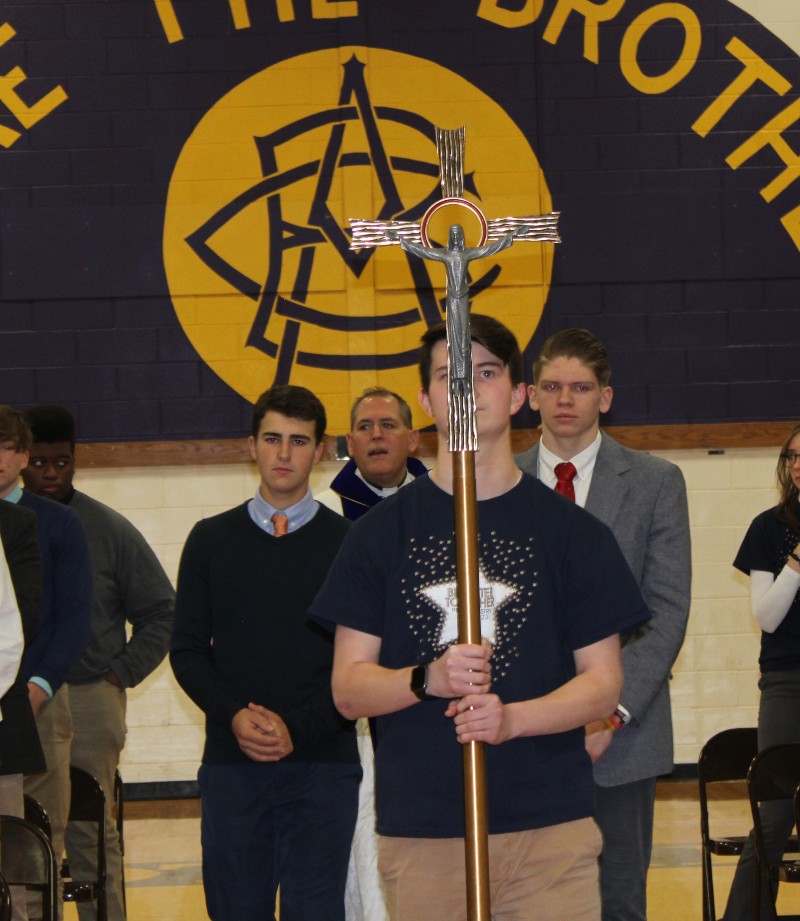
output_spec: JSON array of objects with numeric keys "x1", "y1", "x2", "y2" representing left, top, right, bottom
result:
[
  {"x1": 310, "y1": 473, "x2": 649, "y2": 838},
  {"x1": 734, "y1": 506, "x2": 800, "y2": 673}
]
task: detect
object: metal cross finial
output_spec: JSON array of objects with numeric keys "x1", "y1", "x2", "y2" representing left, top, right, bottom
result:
[
  {"x1": 349, "y1": 126, "x2": 559, "y2": 451},
  {"x1": 437, "y1": 125, "x2": 465, "y2": 198}
]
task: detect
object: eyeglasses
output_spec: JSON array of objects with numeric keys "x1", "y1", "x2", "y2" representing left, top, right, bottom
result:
[{"x1": 780, "y1": 452, "x2": 800, "y2": 466}]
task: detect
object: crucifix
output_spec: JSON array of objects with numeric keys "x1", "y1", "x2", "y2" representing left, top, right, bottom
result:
[{"x1": 349, "y1": 126, "x2": 560, "y2": 921}]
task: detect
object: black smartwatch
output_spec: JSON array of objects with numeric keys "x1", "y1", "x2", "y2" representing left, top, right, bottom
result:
[{"x1": 410, "y1": 664, "x2": 435, "y2": 701}]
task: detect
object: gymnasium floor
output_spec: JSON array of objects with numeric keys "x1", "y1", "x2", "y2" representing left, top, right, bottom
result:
[{"x1": 77, "y1": 780, "x2": 800, "y2": 921}]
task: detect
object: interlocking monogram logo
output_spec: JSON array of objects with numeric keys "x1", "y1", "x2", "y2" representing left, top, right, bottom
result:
[{"x1": 164, "y1": 47, "x2": 556, "y2": 430}]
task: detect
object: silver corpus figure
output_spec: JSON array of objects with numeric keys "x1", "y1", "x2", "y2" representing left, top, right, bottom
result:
[
  {"x1": 349, "y1": 125, "x2": 560, "y2": 452},
  {"x1": 390, "y1": 225, "x2": 518, "y2": 450}
]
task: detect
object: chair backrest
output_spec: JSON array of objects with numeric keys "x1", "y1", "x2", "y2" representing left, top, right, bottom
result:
[
  {"x1": 747, "y1": 742, "x2": 800, "y2": 865},
  {"x1": 24, "y1": 794, "x2": 53, "y2": 841},
  {"x1": 699, "y1": 727, "x2": 759, "y2": 841},
  {"x1": 0, "y1": 870, "x2": 11, "y2": 921},
  {"x1": 699, "y1": 728, "x2": 759, "y2": 785},
  {"x1": 114, "y1": 769, "x2": 124, "y2": 856},
  {"x1": 794, "y1": 782, "x2": 800, "y2": 840},
  {"x1": 748, "y1": 744, "x2": 800, "y2": 805},
  {"x1": 68, "y1": 766, "x2": 107, "y2": 882},
  {"x1": 69, "y1": 766, "x2": 106, "y2": 824},
  {"x1": 0, "y1": 815, "x2": 58, "y2": 921}
]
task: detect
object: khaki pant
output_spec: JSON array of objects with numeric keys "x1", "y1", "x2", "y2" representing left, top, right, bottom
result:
[
  {"x1": 24, "y1": 684, "x2": 72, "y2": 921},
  {"x1": 0, "y1": 773, "x2": 28, "y2": 921},
  {"x1": 378, "y1": 817, "x2": 603, "y2": 921},
  {"x1": 65, "y1": 680, "x2": 127, "y2": 921}
]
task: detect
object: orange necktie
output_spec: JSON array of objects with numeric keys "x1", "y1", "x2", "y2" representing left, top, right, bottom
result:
[
  {"x1": 271, "y1": 513, "x2": 288, "y2": 537},
  {"x1": 554, "y1": 462, "x2": 577, "y2": 502}
]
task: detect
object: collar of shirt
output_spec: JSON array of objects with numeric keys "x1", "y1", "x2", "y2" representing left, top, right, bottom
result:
[
  {"x1": 355, "y1": 466, "x2": 411, "y2": 498},
  {"x1": 2, "y1": 483, "x2": 23, "y2": 504},
  {"x1": 537, "y1": 431, "x2": 602, "y2": 509},
  {"x1": 247, "y1": 488, "x2": 319, "y2": 536}
]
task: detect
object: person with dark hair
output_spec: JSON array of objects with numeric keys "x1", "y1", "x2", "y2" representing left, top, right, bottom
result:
[
  {"x1": 721, "y1": 425, "x2": 800, "y2": 921},
  {"x1": 0, "y1": 404, "x2": 92, "y2": 921},
  {"x1": 316, "y1": 387, "x2": 425, "y2": 522},
  {"x1": 250, "y1": 383, "x2": 327, "y2": 443},
  {"x1": 516, "y1": 328, "x2": 691, "y2": 921},
  {"x1": 21, "y1": 403, "x2": 174, "y2": 921},
  {"x1": 310, "y1": 314, "x2": 649, "y2": 921},
  {"x1": 171, "y1": 384, "x2": 360, "y2": 921}
]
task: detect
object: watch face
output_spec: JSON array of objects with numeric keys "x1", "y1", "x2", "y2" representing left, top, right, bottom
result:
[{"x1": 411, "y1": 665, "x2": 429, "y2": 699}]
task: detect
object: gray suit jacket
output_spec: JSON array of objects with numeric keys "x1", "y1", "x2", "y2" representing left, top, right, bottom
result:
[{"x1": 516, "y1": 432, "x2": 691, "y2": 785}]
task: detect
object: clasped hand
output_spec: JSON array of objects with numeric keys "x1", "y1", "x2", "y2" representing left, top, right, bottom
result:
[{"x1": 231, "y1": 702, "x2": 294, "y2": 762}]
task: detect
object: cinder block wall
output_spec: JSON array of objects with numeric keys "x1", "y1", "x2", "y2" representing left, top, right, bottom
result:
[{"x1": 74, "y1": 445, "x2": 776, "y2": 784}]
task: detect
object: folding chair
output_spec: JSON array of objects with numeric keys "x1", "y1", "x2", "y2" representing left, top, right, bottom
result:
[
  {"x1": 24, "y1": 793, "x2": 53, "y2": 840},
  {"x1": 0, "y1": 815, "x2": 58, "y2": 921},
  {"x1": 114, "y1": 769, "x2": 126, "y2": 913},
  {"x1": 0, "y1": 870, "x2": 11, "y2": 921},
  {"x1": 795, "y1": 782, "x2": 800, "y2": 842},
  {"x1": 699, "y1": 727, "x2": 759, "y2": 921},
  {"x1": 63, "y1": 765, "x2": 108, "y2": 921},
  {"x1": 747, "y1": 742, "x2": 800, "y2": 921}
]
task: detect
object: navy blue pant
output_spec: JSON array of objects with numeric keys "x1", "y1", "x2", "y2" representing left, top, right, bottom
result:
[
  {"x1": 199, "y1": 760, "x2": 361, "y2": 921},
  {"x1": 594, "y1": 775, "x2": 658, "y2": 921}
]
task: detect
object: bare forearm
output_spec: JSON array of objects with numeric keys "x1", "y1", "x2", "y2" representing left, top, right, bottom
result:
[
  {"x1": 333, "y1": 661, "x2": 417, "y2": 719},
  {"x1": 505, "y1": 668, "x2": 621, "y2": 740},
  {"x1": 333, "y1": 641, "x2": 491, "y2": 719}
]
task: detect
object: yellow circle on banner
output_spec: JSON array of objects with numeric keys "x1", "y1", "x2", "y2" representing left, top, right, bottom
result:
[{"x1": 163, "y1": 47, "x2": 555, "y2": 432}]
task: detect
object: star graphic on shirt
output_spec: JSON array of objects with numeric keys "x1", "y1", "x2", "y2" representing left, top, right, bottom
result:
[{"x1": 421, "y1": 566, "x2": 517, "y2": 647}]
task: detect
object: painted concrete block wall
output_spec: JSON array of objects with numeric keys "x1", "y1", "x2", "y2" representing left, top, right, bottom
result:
[{"x1": 78, "y1": 445, "x2": 779, "y2": 783}]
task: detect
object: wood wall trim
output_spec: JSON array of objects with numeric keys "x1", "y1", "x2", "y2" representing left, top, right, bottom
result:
[{"x1": 75, "y1": 421, "x2": 790, "y2": 469}]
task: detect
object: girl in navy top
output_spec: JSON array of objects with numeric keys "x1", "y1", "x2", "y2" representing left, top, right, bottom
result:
[{"x1": 723, "y1": 424, "x2": 800, "y2": 921}]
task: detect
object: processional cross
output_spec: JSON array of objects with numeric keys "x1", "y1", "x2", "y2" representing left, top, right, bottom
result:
[
  {"x1": 350, "y1": 125, "x2": 560, "y2": 451},
  {"x1": 349, "y1": 127, "x2": 561, "y2": 921}
]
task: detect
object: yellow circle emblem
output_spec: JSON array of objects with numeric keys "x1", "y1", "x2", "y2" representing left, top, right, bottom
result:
[{"x1": 164, "y1": 47, "x2": 555, "y2": 431}]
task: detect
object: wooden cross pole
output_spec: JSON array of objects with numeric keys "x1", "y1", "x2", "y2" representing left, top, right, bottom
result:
[{"x1": 350, "y1": 126, "x2": 560, "y2": 921}]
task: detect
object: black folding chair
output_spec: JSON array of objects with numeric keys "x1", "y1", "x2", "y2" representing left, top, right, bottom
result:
[
  {"x1": 24, "y1": 793, "x2": 53, "y2": 840},
  {"x1": 0, "y1": 815, "x2": 58, "y2": 921},
  {"x1": 747, "y1": 742, "x2": 800, "y2": 921},
  {"x1": 699, "y1": 727, "x2": 759, "y2": 921},
  {"x1": 795, "y1": 782, "x2": 800, "y2": 844},
  {"x1": 0, "y1": 870, "x2": 11, "y2": 921},
  {"x1": 114, "y1": 769, "x2": 126, "y2": 913},
  {"x1": 63, "y1": 765, "x2": 108, "y2": 921}
]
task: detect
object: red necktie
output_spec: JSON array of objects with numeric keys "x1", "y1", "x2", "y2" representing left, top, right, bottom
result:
[
  {"x1": 271, "y1": 513, "x2": 288, "y2": 537},
  {"x1": 554, "y1": 462, "x2": 577, "y2": 502}
]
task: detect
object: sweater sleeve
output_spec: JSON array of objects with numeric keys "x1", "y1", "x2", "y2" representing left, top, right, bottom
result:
[
  {"x1": 280, "y1": 671, "x2": 355, "y2": 753},
  {"x1": 170, "y1": 522, "x2": 243, "y2": 733},
  {"x1": 106, "y1": 518, "x2": 175, "y2": 688}
]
